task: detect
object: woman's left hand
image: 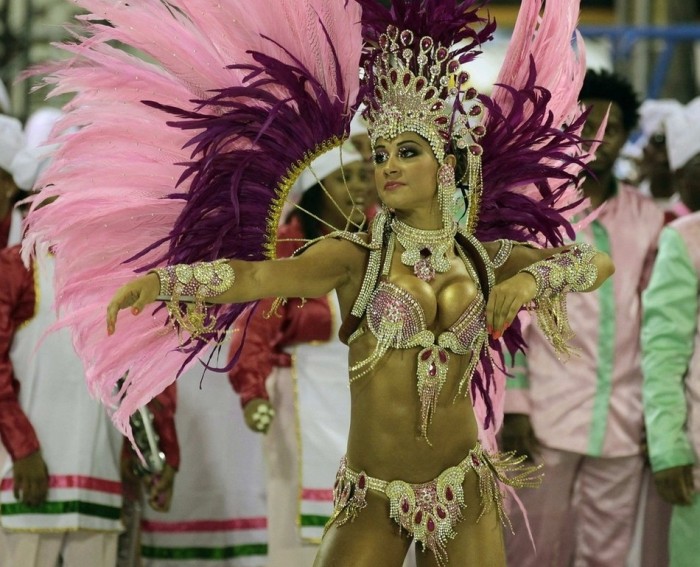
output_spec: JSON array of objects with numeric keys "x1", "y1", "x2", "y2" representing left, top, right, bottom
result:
[
  {"x1": 106, "y1": 273, "x2": 160, "y2": 335},
  {"x1": 485, "y1": 272, "x2": 537, "y2": 339}
]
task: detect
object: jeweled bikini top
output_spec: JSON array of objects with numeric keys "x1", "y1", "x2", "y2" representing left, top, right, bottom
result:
[{"x1": 347, "y1": 224, "x2": 491, "y2": 442}]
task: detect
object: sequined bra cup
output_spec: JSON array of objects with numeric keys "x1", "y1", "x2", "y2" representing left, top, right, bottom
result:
[
  {"x1": 364, "y1": 281, "x2": 485, "y2": 354},
  {"x1": 347, "y1": 229, "x2": 490, "y2": 441}
]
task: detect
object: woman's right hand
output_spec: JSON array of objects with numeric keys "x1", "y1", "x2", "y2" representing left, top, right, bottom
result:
[{"x1": 107, "y1": 272, "x2": 160, "y2": 335}]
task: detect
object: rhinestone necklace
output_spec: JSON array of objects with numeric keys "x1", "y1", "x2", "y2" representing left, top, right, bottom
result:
[{"x1": 390, "y1": 217, "x2": 457, "y2": 282}]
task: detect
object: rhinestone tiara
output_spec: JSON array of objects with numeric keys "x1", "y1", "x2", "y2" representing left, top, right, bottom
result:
[{"x1": 363, "y1": 25, "x2": 486, "y2": 163}]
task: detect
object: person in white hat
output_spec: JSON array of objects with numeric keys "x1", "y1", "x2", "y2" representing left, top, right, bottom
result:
[
  {"x1": 663, "y1": 98, "x2": 700, "y2": 220},
  {"x1": 0, "y1": 114, "x2": 25, "y2": 247},
  {"x1": 225, "y1": 143, "x2": 375, "y2": 567},
  {"x1": 628, "y1": 99, "x2": 683, "y2": 205},
  {"x1": 641, "y1": 98, "x2": 700, "y2": 567}
]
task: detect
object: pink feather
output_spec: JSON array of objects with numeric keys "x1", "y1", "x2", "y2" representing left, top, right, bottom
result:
[{"x1": 23, "y1": 0, "x2": 362, "y2": 439}]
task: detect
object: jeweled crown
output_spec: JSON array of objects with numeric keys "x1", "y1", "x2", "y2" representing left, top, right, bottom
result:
[{"x1": 363, "y1": 25, "x2": 486, "y2": 163}]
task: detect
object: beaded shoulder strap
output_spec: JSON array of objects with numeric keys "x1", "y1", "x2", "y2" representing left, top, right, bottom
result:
[{"x1": 455, "y1": 229, "x2": 495, "y2": 301}]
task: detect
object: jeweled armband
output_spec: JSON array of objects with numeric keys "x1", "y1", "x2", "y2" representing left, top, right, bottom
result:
[
  {"x1": 519, "y1": 243, "x2": 598, "y2": 355},
  {"x1": 151, "y1": 260, "x2": 235, "y2": 339}
]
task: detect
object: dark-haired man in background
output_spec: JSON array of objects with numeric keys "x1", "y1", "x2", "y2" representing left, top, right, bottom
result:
[{"x1": 503, "y1": 69, "x2": 665, "y2": 566}]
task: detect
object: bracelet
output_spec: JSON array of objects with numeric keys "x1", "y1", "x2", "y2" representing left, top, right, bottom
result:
[
  {"x1": 151, "y1": 260, "x2": 236, "y2": 339},
  {"x1": 519, "y1": 243, "x2": 598, "y2": 298},
  {"x1": 519, "y1": 243, "x2": 598, "y2": 356}
]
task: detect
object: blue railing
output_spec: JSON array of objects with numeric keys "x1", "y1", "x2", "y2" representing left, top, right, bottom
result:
[{"x1": 578, "y1": 24, "x2": 700, "y2": 98}]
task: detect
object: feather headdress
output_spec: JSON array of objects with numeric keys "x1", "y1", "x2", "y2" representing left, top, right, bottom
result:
[{"x1": 23, "y1": 0, "x2": 363, "y2": 437}]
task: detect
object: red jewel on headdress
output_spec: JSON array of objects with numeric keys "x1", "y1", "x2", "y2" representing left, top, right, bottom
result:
[
  {"x1": 436, "y1": 506, "x2": 447, "y2": 519},
  {"x1": 469, "y1": 144, "x2": 483, "y2": 156},
  {"x1": 427, "y1": 517, "x2": 436, "y2": 532},
  {"x1": 445, "y1": 486, "x2": 454, "y2": 501},
  {"x1": 402, "y1": 498, "x2": 410, "y2": 513},
  {"x1": 421, "y1": 37, "x2": 433, "y2": 50},
  {"x1": 400, "y1": 30, "x2": 414, "y2": 46},
  {"x1": 414, "y1": 510, "x2": 423, "y2": 524},
  {"x1": 465, "y1": 87, "x2": 478, "y2": 100},
  {"x1": 469, "y1": 105, "x2": 482, "y2": 117},
  {"x1": 448, "y1": 60, "x2": 459, "y2": 74}
]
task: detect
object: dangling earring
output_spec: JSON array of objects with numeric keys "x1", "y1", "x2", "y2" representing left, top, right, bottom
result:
[{"x1": 437, "y1": 163, "x2": 457, "y2": 229}]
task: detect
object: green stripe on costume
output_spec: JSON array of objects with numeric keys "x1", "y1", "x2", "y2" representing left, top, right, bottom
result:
[
  {"x1": 1, "y1": 500, "x2": 120, "y2": 520},
  {"x1": 141, "y1": 543, "x2": 268, "y2": 560},
  {"x1": 300, "y1": 514, "x2": 330, "y2": 527},
  {"x1": 587, "y1": 221, "x2": 615, "y2": 456}
]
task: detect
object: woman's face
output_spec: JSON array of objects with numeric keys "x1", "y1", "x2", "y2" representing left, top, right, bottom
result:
[
  {"x1": 320, "y1": 161, "x2": 372, "y2": 228},
  {"x1": 373, "y1": 132, "x2": 440, "y2": 212}
]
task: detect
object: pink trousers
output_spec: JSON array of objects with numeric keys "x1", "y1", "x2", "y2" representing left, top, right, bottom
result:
[{"x1": 505, "y1": 446, "x2": 644, "y2": 567}]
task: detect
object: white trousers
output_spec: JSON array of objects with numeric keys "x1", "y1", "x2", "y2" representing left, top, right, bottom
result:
[{"x1": 0, "y1": 530, "x2": 118, "y2": 567}]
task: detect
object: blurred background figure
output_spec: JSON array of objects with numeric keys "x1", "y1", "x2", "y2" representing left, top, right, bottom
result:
[
  {"x1": 138, "y1": 351, "x2": 268, "y2": 567},
  {"x1": 0, "y1": 111, "x2": 24, "y2": 248},
  {"x1": 504, "y1": 69, "x2": 665, "y2": 567},
  {"x1": 641, "y1": 101, "x2": 700, "y2": 567},
  {"x1": 228, "y1": 141, "x2": 381, "y2": 567},
  {"x1": 0, "y1": 242, "x2": 124, "y2": 567}
]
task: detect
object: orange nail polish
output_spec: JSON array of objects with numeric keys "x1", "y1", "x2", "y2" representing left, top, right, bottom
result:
[{"x1": 132, "y1": 307, "x2": 139, "y2": 315}]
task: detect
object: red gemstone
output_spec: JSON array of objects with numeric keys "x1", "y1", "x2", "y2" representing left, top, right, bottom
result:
[
  {"x1": 428, "y1": 363, "x2": 437, "y2": 377},
  {"x1": 415, "y1": 77, "x2": 426, "y2": 92},
  {"x1": 472, "y1": 125, "x2": 486, "y2": 137},
  {"x1": 448, "y1": 60, "x2": 459, "y2": 74},
  {"x1": 437, "y1": 506, "x2": 446, "y2": 519},
  {"x1": 465, "y1": 87, "x2": 478, "y2": 100},
  {"x1": 446, "y1": 487, "x2": 454, "y2": 501},
  {"x1": 438, "y1": 350, "x2": 448, "y2": 363},
  {"x1": 402, "y1": 499, "x2": 410, "y2": 513},
  {"x1": 435, "y1": 116, "x2": 449, "y2": 125},
  {"x1": 415, "y1": 510, "x2": 423, "y2": 524},
  {"x1": 403, "y1": 72, "x2": 411, "y2": 87},
  {"x1": 427, "y1": 517, "x2": 435, "y2": 532},
  {"x1": 421, "y1": 37, "x2": 433, "y2": 50},
  {"x1": 436, "y1": 47, "x2": 448, "y2": 60},
  {"x1": 358, "y1": 474, "x2": 366, "y2": 489},
  {"x1": 469, "y1": 105, "x2": 482, "y2": 117},
  {"x1": 472, "y1": 454, "x2": 480, "y2": 467},
  {"x1": 421, "y1": 349, "x2": 433, "y2": 361}
]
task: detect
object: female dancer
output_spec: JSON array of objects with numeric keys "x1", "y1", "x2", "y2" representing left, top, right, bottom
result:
[{"x1": 27, "y1": 1, "x2": 613, "y2": 565}]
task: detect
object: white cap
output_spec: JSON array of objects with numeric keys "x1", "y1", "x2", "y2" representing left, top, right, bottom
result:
[
  {"x1": 665, "y1": 97, "x2": 700, "y2": 171},
  {"x1": 10, "y1": 107, "x2": 63, "y2": 190},
  {"x1": 295, "y1": 141, "x2": 364, "y2": 194},
  {"x1": 0, "y1": 115, "x2": 25, "y2": 174},
  {"x1": 637, "y1": 99, "x2": 683, "y2": 143}
]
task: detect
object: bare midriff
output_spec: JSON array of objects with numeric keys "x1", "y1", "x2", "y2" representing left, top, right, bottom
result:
[{"x1": 345, "y1": 334, "x2": 480, "y2": 483}]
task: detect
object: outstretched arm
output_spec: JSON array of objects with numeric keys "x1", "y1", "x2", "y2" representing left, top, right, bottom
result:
[{"x1": 107, "y1": 237, "x2": 358, "y2": 334}]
